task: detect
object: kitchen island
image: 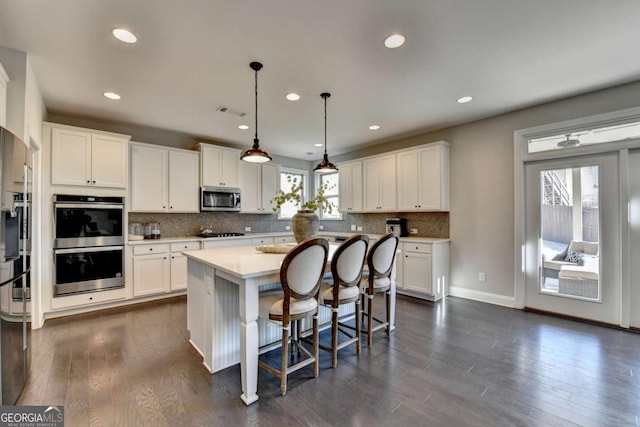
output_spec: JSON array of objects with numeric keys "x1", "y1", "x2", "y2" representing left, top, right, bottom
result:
[{"x1": 184, "y1": 244, "x2": 397, "y2": 405}]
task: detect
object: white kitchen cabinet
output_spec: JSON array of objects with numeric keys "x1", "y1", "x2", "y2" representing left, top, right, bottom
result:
[
  {"x1": 132, "y1": 243, "x2": 171, "y2": 296},
  {"x1": 0, "y1": 62, "x2": 8, "y2": 128},
  {"x1": 131, "y1": 241, "x2": 199, "y2": 296},
  {"x1": 199, "y1": 143, "x2": 240, "y2": 188},
  {"x1": 238, "y1": 161, "x2": 280, "y2": 213},
  {"x1": 338, "y1": 161, "x2": 363, "y2": 213},
  {"x1": 250, "y1": 237, "x2": 274, "y2": 245},
  {"x1": 363, "y1": 154, "x2": 396, "y2": 212},
  {"x1": 51, "y1": 126, "x2": 129, "y2": 188},
  {"x1": 130, "y1": 142, "x2": 199, "y2": 212},
  {"x1": 397, "y1": 142, "x2": 449, "y2": 211},
  {"x1": 170, "y1": 241, "x2": 201, "y2": 291},
  {"x1": 396, "y1": 240, "x2": 449, "y2": 301}
]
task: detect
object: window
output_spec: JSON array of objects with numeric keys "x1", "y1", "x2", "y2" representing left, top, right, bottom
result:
[
  {"x1": 318, "y1": 172, "x2": 341, "y2": 220},
  {"x1": 277, "y1": 169, "x2": 307, "y2": 219}
]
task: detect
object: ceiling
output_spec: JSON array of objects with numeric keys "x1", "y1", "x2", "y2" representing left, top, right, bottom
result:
[{"x1": 1, "y1": 0, "x2": 639, "y2": 161}]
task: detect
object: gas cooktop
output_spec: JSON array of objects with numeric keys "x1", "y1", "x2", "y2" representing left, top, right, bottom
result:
[{"x1": 197, "y1": 232, "x2": 245, "y2": 238}]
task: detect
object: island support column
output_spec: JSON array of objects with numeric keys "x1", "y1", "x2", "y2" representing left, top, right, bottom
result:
[{"x1": 239, "y1": 278, "x2": 260, "y2": 405}]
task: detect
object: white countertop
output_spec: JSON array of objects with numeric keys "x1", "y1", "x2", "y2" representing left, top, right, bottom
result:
[{"x1": 184, "y1": 244, "x2": 338, "y2": 280}]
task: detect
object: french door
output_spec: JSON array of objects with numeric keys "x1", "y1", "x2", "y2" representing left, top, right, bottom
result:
[{"x1": 524, "y1": 152, "x2": 621, "y2": 324}]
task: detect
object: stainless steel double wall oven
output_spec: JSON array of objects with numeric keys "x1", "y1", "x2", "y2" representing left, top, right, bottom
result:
[{"x1": 53, "y1": 195, "x2": 125, "y2": 296}]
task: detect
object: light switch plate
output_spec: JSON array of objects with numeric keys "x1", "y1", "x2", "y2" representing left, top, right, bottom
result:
[
  {"x1": 357, "y1": 226, "x2": 363, "y2": 231},
  {"x1": 244, "y1": 226, "x2": 251, "y2": 232},
  {"x1": 285, "y1": 225, "x2": 290, "y2": 231},
  {"x1": 350, "y1": 224, "x2": 356, "y2": 231}
]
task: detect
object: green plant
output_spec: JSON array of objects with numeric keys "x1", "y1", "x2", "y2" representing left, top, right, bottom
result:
[{"x1": 271, "y1": 175, "x2": 336, "y2": 213}]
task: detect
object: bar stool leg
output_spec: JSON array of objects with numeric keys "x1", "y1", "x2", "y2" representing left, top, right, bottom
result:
[
  {"x1": 355, "y1": 299, "x2": 361, "y2": 355},
  {"x1": 313, "y1": 313, "x2": 319, "y2": 378},
  {"x1": 367, "y1": 294, "x2": 374, "y2": 347},
  {"x1": 331, "y1": 308, "x2": 339, "y2": 368},
  {"x1": 281, "y1": 326, "x2": 289, "y2": 396},
  {"x1": 385, "y1": 291, "x2": 391, "y2": 337}
]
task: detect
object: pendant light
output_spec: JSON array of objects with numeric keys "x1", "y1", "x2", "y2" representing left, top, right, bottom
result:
[
  {"x1": 241, "y1": 61, "x2": 272, "y2": 163},
  {"x1": 314, "y1": 92, "x2": 338, "y2": 173}
]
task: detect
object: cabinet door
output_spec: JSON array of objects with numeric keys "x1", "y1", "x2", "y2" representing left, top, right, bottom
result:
[
  {"x1": 91, "y1": 134, "x2": 128, "y2": 188},
  {"x1": 169, "y1": 150, "x2": 199, "y2": 212},
  {"x1": 418, "y1": 146, "x2": 448, "y2": 210},
  {"x1": 51, "y1": 128, "x2": 92, "y2": 186},
  {"x1": 403, "y1": 251, "x2": 432, "y2": 294},
  {"x1": 238, "y1": 161, "x2": 261, "y2": 213},
  {"x1": 260, "y1": 163, "x2": 280, "y2": 213},
  {"x1": 397, "y1": 151, "x2": 420, "y2": 211},
  {"x1": 221, "y1": 148, "x2": 240, "y2": 187},
  {"x1": 201, "y1": 145, "x2": 222, "y2": 187},
  {"x1": 378, "y1": 154, "x2": 397, "y2": 211},
  {"x1": 133, "y1": 253, "x2": 170, "y2": 296},
  {"x1": 339, "y1": 162, "x2": 362, "y2": 213},
  {"x1": 130, "y1": 143, "x2": 168, "y2": 211},
  {"x1": 363, "y1": 158, "x2": 381, "y2": 211},
  {"x1": 170, "y1": 253, "x2": 188, "y2": 290}
]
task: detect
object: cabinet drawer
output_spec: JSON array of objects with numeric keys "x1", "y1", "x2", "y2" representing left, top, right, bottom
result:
[
  {"x1": 170, "y1": 241, "x2": 200, "y2": 252},
  {"x1": 251, "y1": 237, "x2": 274, "y2": 245},
  {"x1": 403, "y1": 242, "x2": 432, "y2": 254},
  {"x1": 133, "y1": 244, "x2": 170, "y2": 255},
  {"x1": 274, "y1": 235, "x2": 295, "y2": 243}
]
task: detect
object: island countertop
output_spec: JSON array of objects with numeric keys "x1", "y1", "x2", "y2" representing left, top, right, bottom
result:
[{"x1": 183, "y1": 244, "x2": 339, "y2": 280}]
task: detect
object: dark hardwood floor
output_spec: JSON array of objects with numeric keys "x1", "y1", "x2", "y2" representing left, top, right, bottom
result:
[{"x1": 18, "y1": 295, "x2": 640, "y2": 426}]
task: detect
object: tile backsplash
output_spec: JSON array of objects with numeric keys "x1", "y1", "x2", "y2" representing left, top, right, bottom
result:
[{"x1": 128, "y1": 211, "x2": 449, "y2": 239}]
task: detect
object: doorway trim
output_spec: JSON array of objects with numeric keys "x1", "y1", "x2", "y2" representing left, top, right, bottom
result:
[{"x1": 514, "y1": 106, "x2": 640, "y2": 327}]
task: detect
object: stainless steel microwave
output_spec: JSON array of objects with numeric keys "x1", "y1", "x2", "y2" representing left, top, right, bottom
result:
[{"x1": 201, "y1": 186, "x2": 241, "y2": 211}]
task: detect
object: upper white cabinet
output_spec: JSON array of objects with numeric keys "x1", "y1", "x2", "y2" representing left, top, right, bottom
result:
[
  {"x1": 0, "y1": 62, "x2": 8, "y2": 128},
  {"x1": 338, "y1": 161, "x2": 363, "y2": 213},
  {"x1": 198, "y1": 143, "x2": 240, "y2": 188},
  {"x1": 51, "y1": 126, "x2": 129, "y2": 188},
  {"x1": 397, "y1": 142, "x2": 449, "y2": 211},
  {"x1": 363, "y1": 154, "x2": 396, "y2": 212},
  {"x1": 238, "y1": 161, "x2": 280, "y2": 213},
  {"x1": 130, "y1": 142, "x2": 199, "y2": 212}
]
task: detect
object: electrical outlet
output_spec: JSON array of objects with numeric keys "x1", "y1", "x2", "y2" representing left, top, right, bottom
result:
[
  {"x1": 285, "y1": 225, "x2": 290, "y2": 231},
  {"x1": 357, "y1": 226, "x2": 363, "y2": 231},
  {"x1": 319, "y1": 225, "x2": 324, "y2": 230},
  {"x1": 244, "y1": 226, "x2": 251, "y2": 232},
  {"x1": 350, "y1": 224, "x2": 356, "y2": 231},
  {"x1": 479, "y1": 272, "x2": 486, "y2": 282},
  {"x1": 410, "y1": 228, "x2": 418, "y2": 234}
]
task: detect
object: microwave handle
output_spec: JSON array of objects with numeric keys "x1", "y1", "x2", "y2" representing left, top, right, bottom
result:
[{"x1": 234, "y1": 192, "x2": 241, "y2": 208}]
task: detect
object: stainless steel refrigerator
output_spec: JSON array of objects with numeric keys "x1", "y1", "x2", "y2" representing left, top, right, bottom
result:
[{"x1": 0, "y1": 126, "x2": 32, "y2": 405}]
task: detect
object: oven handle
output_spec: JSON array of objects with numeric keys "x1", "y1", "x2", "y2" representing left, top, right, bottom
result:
[
  {"x1": 53, "y1": 203, "x2": 124, "y2": 210},
  {"x1": 54, "y1": 245, "x2": 124, "y2": 255}
]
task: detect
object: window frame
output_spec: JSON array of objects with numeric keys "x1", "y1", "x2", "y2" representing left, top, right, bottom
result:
[{"x1": 277, "y1": 168, "x2": 309, "y2": 220}]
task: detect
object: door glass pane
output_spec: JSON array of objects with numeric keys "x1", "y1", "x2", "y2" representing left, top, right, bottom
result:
[{"x1": 540, "y1": 165, "x2": 600, "y2": 299}]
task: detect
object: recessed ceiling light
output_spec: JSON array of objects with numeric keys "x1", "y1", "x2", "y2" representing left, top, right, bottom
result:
[
  {"x1": 457, "y1": 96, "x2": 473, "y2": 104},
  {"x1": 384, "y1": 34, "x2": 405, "y2": 49},
  {"x1": 286, "y1": 93, "x2": 300, "y2": 101},
  {"x1": 369, "y1": 125, "x2": 380, "y2": 130},
  {"x1": 238, "y1": 124, "x2": 249, "y2": 130},
  {"x1": 314, "y1": 143, "x2": 323, "y2": 147},
  {"x1": 103, "y1": 92, "x2": 121, "y2": 100},
  {"x1": 112, "y1": 28, "x2": 137, "y2": 44}
]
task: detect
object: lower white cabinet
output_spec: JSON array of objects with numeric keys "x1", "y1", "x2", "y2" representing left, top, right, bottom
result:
[
  {"x1": 132, "y1": 241, "x2": 200, "y2": 296},
  {"x1": 169, "y1": 242, "x2": 201, "y2": 290},
  {"x1": 396, "y1": 240, "x2": 449, "y2": 301}
]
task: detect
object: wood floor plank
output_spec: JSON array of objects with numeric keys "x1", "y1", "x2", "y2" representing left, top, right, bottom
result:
[{"x1": 17, "y1": 295, "x2": 640, "y2": 426}]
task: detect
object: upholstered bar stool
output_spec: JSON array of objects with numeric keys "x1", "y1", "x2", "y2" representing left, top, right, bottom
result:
[
  {"x1": 361, "y1": 233, "x2": 399, "y2": 347},
  {"x1": 318, "y1": 234, "x2": 369, "y2": 367},
  {"x1": 257, "y1": 238, "x2": 329, "y2": 396}
]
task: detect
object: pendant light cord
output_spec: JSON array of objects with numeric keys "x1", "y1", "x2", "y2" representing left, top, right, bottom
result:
[
  {"x1": 254, "y1": 67, "x2": 259, "y2": 146},
  {"x1": 324, "y1": 95, "x2": 328, "y2": 156}
]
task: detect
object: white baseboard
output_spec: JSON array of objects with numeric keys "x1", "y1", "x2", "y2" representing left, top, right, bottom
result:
[{"x1": 448, "y1": 286, "x2": 516, "y2": 308}]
